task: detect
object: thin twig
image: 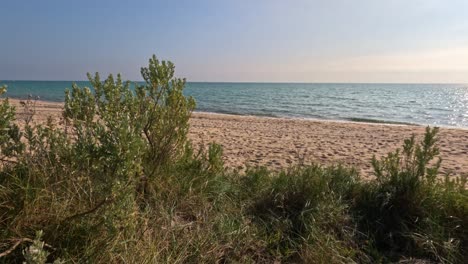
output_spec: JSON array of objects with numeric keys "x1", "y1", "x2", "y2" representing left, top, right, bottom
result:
[
  {"x1": 0, "y1": 238, "x2": 54, "y2": 258},
  {"x1": 0, "y1": 158, "x2": 18, "y2": 164},
  {"x1": 0, "y1": 239, "x2": 23, "y2": 258},
  {"x1": 62, "y1": 197, "x2": 113, "y2": 223}
]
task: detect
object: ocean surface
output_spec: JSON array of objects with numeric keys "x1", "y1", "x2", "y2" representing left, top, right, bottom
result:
[{"x1": 1, "y1": 81, "x2": 468, "y2": 128}]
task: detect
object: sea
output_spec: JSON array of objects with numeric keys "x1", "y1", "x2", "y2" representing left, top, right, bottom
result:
[{"x1": 1, "y1": 81, "x2": 468, "y2": 128}]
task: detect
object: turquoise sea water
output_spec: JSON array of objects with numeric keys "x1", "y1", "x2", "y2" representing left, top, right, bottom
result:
[{"x1": 1, "y1": 81, "x2": 468, "y2": 128}]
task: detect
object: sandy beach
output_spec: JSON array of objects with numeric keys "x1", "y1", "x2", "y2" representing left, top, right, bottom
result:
[{"x1": 10, "y1": 99, "x2": 468, "y2": 178}]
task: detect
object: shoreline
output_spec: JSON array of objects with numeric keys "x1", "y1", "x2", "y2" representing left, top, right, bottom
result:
[
  {"x1": 194, "y1": 110, "x2": 423, "y2": 128},
  {"x1": 8, "y1": 98, "x2": 468, "y2": 178}
]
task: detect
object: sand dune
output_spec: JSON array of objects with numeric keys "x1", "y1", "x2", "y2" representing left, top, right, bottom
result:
[{"x1": 10, "y1": 99, "x2": 468, "y2": 178}]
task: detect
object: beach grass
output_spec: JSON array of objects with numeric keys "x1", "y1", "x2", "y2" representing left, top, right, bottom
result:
[{"x1": 0, "y1": 56, "x2": 467, "y2": 263}]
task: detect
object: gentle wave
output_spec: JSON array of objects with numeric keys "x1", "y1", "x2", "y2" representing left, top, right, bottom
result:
[{"x1": 344, "y1": 117, "x2": 419, "y2": 126}]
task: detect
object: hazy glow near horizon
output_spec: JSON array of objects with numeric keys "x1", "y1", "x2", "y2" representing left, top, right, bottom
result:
[{"x1": 1, "y1": 0, "x2": 468, "y2": 83}]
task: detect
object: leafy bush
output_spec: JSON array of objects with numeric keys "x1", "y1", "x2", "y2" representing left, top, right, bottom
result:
[
  {"x1": 0, "y1": 86, "x2": 24, "y2": 162},
  {"x1": 355, "y1": 127, "x2": 467, "y2": 263},
  {"x1": 0, "y1": 55, "x2": 197, "y2": 262}
]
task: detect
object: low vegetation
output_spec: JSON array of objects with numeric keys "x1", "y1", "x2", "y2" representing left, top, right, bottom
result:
[{"x1": 0, "y1": 56, "x2": 466, "y2": 263}]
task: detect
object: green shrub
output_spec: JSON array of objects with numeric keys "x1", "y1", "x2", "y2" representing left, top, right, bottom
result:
[
  {"x1": 0, "y1": 55, "x2": 197, "y2": 262},
  {"x1": 0, "y1": 86, "x2": 24, "y2": 162},
  {"x1": 355, "y1": 127, "x2": 467, "y2": 263},
  {"x1": 63, "y1": 55, "x2": 195, "y2": 184}
]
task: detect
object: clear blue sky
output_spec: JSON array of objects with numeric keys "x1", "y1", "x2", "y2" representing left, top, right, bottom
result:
[{"x1": 1, "y1": 0, "x2": 468, "y2": 82}]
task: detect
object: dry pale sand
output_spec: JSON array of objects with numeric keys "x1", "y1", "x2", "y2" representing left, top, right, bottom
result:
[{"x1": 9, "y1": 99, "x2": 468, "y2": 178}]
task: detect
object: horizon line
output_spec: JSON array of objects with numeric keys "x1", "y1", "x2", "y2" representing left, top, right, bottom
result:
[{"x1": 1, "y1": 79, "x2": 467, "y2": 85}]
